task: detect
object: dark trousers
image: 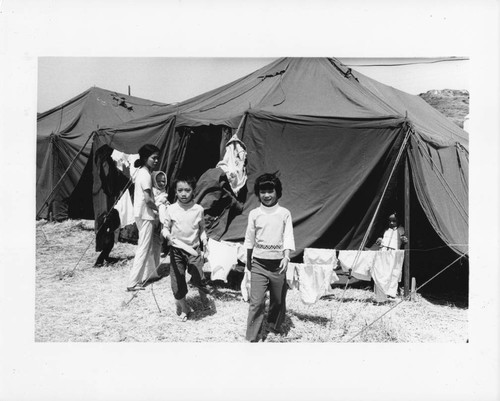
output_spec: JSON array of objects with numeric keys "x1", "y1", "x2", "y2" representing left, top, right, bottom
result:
[
  {"x1": 169, "y1": 246, "x2": 205, "y2": 300},
  {"x1": 246, "y1": 258, "x2": 287, "y2": 342},
  {"x1": 95, "y1": 233, "x2": 114, "y2": 265}
]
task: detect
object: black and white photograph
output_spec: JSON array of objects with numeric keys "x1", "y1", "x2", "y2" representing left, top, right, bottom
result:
[
  {"x1": 1, "y1": 1, "x2": 499, "y2": 400},
  {"x1": 35, "y1": 56, "x2": 470, "y2": 343}
]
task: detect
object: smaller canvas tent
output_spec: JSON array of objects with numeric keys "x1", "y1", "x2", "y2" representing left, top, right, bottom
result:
[{"x1": 36, "y1": 87, "x2": 167, "y2": 221}]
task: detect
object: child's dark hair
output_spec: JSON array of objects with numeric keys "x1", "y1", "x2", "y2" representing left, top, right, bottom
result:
[
  {"x1": 134, "y1": 144, "x2": 161, "y2": 168},
  {"x1": 254, "y1": 173, "x2": 282, "y2": 198},
  {"x1": 174, "y1": 175, "x2": 197, "y2": 191},
  {"x1": 389, "y1": 211, "x2": 398, "y2": 221}
]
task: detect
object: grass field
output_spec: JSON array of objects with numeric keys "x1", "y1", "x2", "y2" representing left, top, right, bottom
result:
[{"x1": 35, "y1": 219, "x2": 468, "y2": 343}]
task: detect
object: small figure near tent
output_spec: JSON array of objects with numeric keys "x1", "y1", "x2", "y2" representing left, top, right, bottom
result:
[
  {"x1": 93, "y1": 145, "x2": 129, "y2": 267},
  {"x1": 372, "y1": 212, "x2": 408, "y2": 303},
  {"x1": 126, "y1": 144, "x2": 162, "y2": 292},
  {"x1": 162, "y1": 176, "x2": 210, "y2": 322},
  {"x1": 376, "y1": 212, "x2": 407, "y2": 250},
  {"x1": 94, "y1": 208, "x2": 121, "y2": 267},
  {"x1": 244, "y1": 173, "x2": 295, "y2": 342}
]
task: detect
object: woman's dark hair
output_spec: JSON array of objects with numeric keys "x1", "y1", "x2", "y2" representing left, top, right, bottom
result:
[
  {"x1": 254, "y1": 173, "x2": 282, "y2": 198},
  {"x1": 173, "y1": 175, "x2": 197, "y2": 191},
  {"x1": 134, "y1": 144, "x2": 161, "y2": 168}
]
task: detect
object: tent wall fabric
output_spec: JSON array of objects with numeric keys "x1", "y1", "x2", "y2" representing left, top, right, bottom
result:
[
  {"x1": 93, "y1": 58, "x2": 469, "y2": 261},
  {"x1": 36, "y1": 87, "x2": 167, "y2": 220}
]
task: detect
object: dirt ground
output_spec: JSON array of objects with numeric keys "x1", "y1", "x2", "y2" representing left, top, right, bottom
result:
[{"x1": 35, "y1": 219, "x2": 468, "y2": 343}]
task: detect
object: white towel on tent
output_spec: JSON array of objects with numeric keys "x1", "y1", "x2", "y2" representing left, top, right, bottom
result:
[
  {"x1": 338, "y1": 250, "x2": 375, "y2": 281},
  {"x1": 371, "y1": 250, "x2": 405, "y2": 297},
  {"x1": 206, "y1": 238, "x2": 238, "y2": 282},
  {"x1": 114, "y1": 190, "x2": 135, "y2": 228},
  {"x1": 304, "y1": 248, "x2": 337, "y2": 267}
]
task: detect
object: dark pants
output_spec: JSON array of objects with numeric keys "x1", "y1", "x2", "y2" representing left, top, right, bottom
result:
[
  {"x1": 169, "y1": 246, "x2": 205, "y2": 300},
  {"x1": 246, "y1": 258, "x2": 287, "y2": 342},
  {"x1": 95, "y1": 233, "x2": 114, "y2": 265}
]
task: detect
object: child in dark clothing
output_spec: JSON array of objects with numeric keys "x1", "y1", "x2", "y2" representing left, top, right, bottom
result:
[{"x1": 94, "y1": 208, "x2": 121, "y2": 267}]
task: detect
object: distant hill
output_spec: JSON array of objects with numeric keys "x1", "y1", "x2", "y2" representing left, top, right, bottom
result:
[{"x1": 419, "y1": 89, "x2": 469, "y2": 129}]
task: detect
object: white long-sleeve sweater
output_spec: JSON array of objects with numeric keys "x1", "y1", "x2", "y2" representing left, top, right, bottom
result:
[{"x1": 244, "y1": 203, "x2": 295, "y2": 260}]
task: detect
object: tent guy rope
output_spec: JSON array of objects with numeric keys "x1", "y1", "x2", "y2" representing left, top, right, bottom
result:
[
  {"x1": 345, "y1": 253, "x2": 466, "y2": 342},
  {"x1": 326, "y1": 125, "x2": 412, "y2": 340}
]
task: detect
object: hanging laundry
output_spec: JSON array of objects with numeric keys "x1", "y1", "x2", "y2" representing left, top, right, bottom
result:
[
  {"x1": 304, "y1": 248, "x2": 337, "y2": 267},
  {"x1": 206, "y1": 238, "x2": 238, "y2": 283},
  {"x1": 114, "y1": 190, "x2": 135, "y2": 228},
  {"x1": 291, "y1": 263, "x2": 339, "y2": 305},
  {"x1": 338, "y1": 250, "x2": 376, "y2": 281},
  {"x1": 371, "y1": 250, "x2": 405, "y2": 298}
]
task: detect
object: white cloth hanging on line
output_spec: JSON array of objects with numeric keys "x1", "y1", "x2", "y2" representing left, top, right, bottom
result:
[
  {"x1": 371, "y1": 250, "x2": 405, "y2": 298},
  {"x1": 114, "y1": 190, "x2": 135, "y2": 228},
  {"x1": 287, "y1": 263, "x2": 339, "y2": 305},
  {"x1": 303, "y1": 248, "x2": 337, "y2": 267},
  {"x1": 338, "y1": 250, "x2": 375, "y2": 281},
  {"x1": 206, "y1": 238, "x2": 239, "y2": 283}
]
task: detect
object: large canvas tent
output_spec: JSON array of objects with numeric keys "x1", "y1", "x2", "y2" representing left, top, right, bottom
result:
[
  {"x1": 93, "y1": 58, "x2": 468, "y2": 292},
  {"x1": 36, "y1": 87, "x2": 167, "y2": 220}
]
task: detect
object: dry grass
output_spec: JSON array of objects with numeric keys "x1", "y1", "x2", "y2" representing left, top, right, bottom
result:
[{"x1": 35, "y1": 219, "x2": 468, "y2": 343}]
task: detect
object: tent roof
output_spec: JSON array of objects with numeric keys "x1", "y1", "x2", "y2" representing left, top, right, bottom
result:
[
  {"x1": 37, "y1": 86, "x2": 167, "y2": 145},
  {"x1": 112, "y1": 58, "x2": 468, "y2": 149}
]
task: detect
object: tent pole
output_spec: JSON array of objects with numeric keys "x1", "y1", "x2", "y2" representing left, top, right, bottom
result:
[{"x1": 404, "y1": 151, "x2": 411, "y2": 297}]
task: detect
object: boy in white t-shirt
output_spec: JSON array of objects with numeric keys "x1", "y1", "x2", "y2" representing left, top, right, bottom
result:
[{"x1": 162, "y1": 176, "x2": 209, "y2": 321}]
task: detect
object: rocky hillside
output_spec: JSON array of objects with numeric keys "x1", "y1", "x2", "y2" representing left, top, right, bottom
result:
[{"x1": 419, "y1": 89, "x2": 469, "y2": 129}]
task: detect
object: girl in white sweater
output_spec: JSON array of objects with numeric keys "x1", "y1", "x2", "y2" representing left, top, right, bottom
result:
[{"x1": 244, "y1": 173, "x2": 295, "y2": 342}]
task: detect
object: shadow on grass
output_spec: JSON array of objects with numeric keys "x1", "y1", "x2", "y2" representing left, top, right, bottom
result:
[
  {"x1": 420, "y1": 291, "x2": 468, "y2": 309},
  {"x1": 188, "y1": 294, "x2": 217, "y2": 321},
  {"x1": 289, "y1": 310, "x2": 330, "y2": 326},
  {"x1": 207, "y1": 286, "x2": 244, "y2": 302},
  {"x1": 261, "y1": 315, "x2": 299, "y2": 342},
  {"x1": 320, "y1": 294, "x2": 375, "y2": 304}
]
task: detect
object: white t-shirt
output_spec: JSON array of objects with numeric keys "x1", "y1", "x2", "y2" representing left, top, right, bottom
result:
[
  {"x1": 133, "y1": 167, "x2": 156, "y2": 220},
  {"x1": 164, "y1": 201, "x2": 205, "y2": 248},
  {"x1": 380, "y1": 226, "x2": 405, "y2": 250}
]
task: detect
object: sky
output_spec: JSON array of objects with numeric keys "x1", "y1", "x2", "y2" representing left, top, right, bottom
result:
[{"x1": 37, "y1": 57, "x2": 470, "y2": 112}]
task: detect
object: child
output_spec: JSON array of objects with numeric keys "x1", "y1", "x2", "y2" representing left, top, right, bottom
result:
[
  {"x1": 373, "y1": 212, "x2": 408, "y2": 302},
  {"x1": 152, "y1": 171, "x2": 170, "y2": 258},
  {"x1": 162, "y1": 176, "x2": 209, "y2": 321},
  {"x1": 152, "y1": 171, "x2": 169, "y2": 227},
  {"x1": 94, "y1": 208, "x2": 121, "y2": 267},
  {"x1": 244, "y1": 173, "x2": 295, "y2": 342},
  {"x1": 376, "y1": 212, "x2": 408, "y2": 250}
]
